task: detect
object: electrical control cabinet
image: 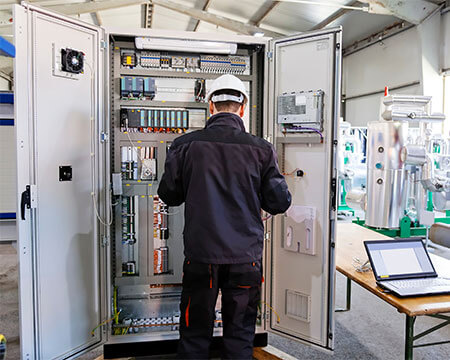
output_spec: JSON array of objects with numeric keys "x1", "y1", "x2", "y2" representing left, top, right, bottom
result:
[{"x1": 14, "y1": 3, "x2": 341, "y2": 359}]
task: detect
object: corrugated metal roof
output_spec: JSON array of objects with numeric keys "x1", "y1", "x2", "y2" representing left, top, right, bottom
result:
[
  {"x1": 89, "y1": 0, "x2": 407, "y2": 46},
  {"x1": 0, "y1": 0, "x2": 438, "y2": 47}
]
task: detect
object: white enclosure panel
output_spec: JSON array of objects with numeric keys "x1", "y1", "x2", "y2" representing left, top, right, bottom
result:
[
  {"x1": 444, "y1": 75, "x2": 450, "y2": 136},
  {"x1": 443, "y1": 11, "x2": 450, "y2": 72},
  {"x1": 0, "y1": 122, "x2": 16, "y2": 214},
  {"x1": 344, "y1": 28, "x2": 421, "y2": 98},
  {"x1": 267, "y1": 29, "x2": 340, "y2": 350},
  {"x1": 15, "y1": 5, "x2": 106, "y2": 359},
  {"x1": 33, "y1": 15, "x2": 101, "y2": 359},
  {"x1": 345, "y1": 84, "x2": 421, "y2": 127},
  {"x1": 0, "y1": 220, "x2": 15, "y2": 241}
]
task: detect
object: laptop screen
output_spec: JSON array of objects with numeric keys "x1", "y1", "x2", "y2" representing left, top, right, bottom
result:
[{"x1": 364, "y1": 240, "x2": 437, "y2": 281}]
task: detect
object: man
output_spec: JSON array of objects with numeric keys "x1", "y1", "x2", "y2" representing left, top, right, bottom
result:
[{"x1": 158, "y1": 74, "x2": 291, "y2": 359}]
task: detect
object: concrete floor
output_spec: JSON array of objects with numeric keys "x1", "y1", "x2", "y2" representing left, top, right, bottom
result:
[
  {"x1": 1, "y1": 243, "x2": 449, "y2": 360},
  {"x1": 0, "y1": 244, "x2": 20, "y2": 360}
]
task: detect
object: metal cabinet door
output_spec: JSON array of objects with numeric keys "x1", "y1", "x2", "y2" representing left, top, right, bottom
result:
[
  {"x1": 264, "y1": 28, "x2": 342, "y2": 351},
  {"x1": 14, "y1": 4, "x2": 108, "y2": 359}
]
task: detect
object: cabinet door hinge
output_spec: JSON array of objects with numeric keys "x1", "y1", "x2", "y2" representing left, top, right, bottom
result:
[
  {"x1": 266, "y1": 51, "x2": 273, "y2": 60},
  {"x1": 265, "y1": 231, "x2": 271, "y2": 241},
  {"x1": 101, "y1": 236, "x2": 109, "y2": 247},
  {"x1": 100, "y1": 40, "x2": 107, "y2": 50},
  {"x1": 100, "y1": 132, "x2": 109, "y2": 143},
  {"x1": 330, "y1": 178, "x2": 337, "y2": 211}
]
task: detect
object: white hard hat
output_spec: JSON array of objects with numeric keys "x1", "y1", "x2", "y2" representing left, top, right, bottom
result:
[{"x1": 206, "y1": 74, "x2": 249, "y2": 104}]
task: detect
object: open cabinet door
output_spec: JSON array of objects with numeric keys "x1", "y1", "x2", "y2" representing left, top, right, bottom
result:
[
  {"x1": 14, "y1": 3, "x2": 108, "y2": 359},
  {"x1": 265, "y1": 28, "x2": 342, "y2": 350}
]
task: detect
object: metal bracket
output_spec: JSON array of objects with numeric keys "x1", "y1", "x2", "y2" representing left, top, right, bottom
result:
[{"x1": 29, "y1": 185, "x2": 37, "y2": 209}]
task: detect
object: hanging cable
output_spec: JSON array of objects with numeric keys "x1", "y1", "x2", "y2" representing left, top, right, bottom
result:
[{"x1": 85, "y1": 60, "x2": 113, "y2": 226}]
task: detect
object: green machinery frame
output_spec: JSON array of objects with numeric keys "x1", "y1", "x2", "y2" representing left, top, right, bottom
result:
[
  {"x1": 352, "y1": 213, "x2": 450, "y2": 239},
  {"x1": 350, "y1": 189, "x2": 450, "y2": 238}
]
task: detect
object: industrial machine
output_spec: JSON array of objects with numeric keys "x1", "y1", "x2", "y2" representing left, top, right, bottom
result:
[
  {"x1": 14, "y1": 3, "x2": 341, "y2": 359},
  {"x1": 337, "y1": 120, "x2": 366, "y2": 217},
  {"x1": 347, "y1": 94, "x2": 450, "y2": 237}
]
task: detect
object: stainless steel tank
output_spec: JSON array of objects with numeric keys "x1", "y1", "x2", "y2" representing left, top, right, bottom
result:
[{"x1": 366, "y1": 121, "x2": 409, "y2": 228}]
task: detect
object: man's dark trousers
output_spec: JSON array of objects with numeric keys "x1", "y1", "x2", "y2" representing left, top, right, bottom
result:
[{"x1": 178, "y1": 259, "x2": 262, "y2": 359}]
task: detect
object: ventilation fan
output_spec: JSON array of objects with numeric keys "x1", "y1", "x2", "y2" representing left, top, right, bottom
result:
[{"x1": 61, "y1": 48, "x2": 84, "y2": 74}]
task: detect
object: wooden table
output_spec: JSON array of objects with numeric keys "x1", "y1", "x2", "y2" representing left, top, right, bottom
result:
[{"x1": 336, "y1": 223, "x2": 450, "y2": 359}]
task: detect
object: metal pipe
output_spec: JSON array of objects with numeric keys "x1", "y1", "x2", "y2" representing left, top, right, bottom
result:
[
  {"x1": 344, "y1": 81, "x2": 420, "y2": 102},
  {"x1": 429, "y1": 223, "x2": 450, "y2": 248}
]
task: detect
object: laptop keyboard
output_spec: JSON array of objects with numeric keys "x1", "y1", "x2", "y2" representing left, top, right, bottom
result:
[{"x1": 389, "y1": 278, "x2": 450, "y2": 289}]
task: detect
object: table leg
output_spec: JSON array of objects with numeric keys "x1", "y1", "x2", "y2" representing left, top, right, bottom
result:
[
  {"x1": 405, "y1": 315, "x2": 415, "y2": 360},
  {"x1": 336, "y1": 277, "x2": 351, "y2": 312}
]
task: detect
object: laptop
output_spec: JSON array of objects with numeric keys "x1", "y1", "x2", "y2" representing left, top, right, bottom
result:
[{"x1": 364, "y1": 239, "x2": 450, "y2": 297}]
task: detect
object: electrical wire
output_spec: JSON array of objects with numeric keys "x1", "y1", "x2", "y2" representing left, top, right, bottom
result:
[
  {"x1": 91, "y1": 310, "x2": 122, "y2": 337},
  {"x1": 283, "y1": 168, "x2": 300, "y2": 177},
  {"x1": 288, "y1": 126, "x2": 324, "y2": 142},
  {"x1": 113, "y1": 286, "x2": 119, "y2": 325},
  {"x1": 195, "y1": 80, "x2": 204, "y2": 100},
  {"x1": 85, "y1": 60, "x2": 113, "y2": 226},
  {"x1": 92, "y1": 192, "x2": 113, "y2": 226},
  {"x1": 260, "y1": 301, "x2": 280, "y2": 323},
  {"x1": 352, "y1": 257, "x2": 371, "y2": 273}
]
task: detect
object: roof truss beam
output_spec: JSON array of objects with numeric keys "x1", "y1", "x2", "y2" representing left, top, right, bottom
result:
[
  {"x1": 248, "y1": 1, "x2": 280, "y2": 27},
  {"x1": 360, "y1": 0, "x2": 439, "y2": 24},
  {"x1": 193, "y1": 0, "x2": 212, "y2": 32},
  {"x1": 91, "y1": 0, "x2": 103, "y2": 27},
  {"x1": 152, "y1": 0, "x2": 282, "y2": 37},
  {"x1": 47, "y1": 0, "x2": 148, "y2": 16},
  {"x1": 310, "y1": 0, "x2": 359, "y2": 30}
]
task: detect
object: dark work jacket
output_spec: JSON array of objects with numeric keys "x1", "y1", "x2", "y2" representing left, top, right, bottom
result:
[{"x1": 157, "y1": 112, "x2": 291, "y2": 264}]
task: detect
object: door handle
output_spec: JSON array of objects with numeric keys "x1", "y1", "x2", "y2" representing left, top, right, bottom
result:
[{"x1": 20, "y1": 185, "x2": 31, "y2": 220}]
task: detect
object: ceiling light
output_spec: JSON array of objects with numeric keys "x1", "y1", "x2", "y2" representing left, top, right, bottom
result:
[{"x1": 135, "y1": 37, "x2": 237, "y2": 54}]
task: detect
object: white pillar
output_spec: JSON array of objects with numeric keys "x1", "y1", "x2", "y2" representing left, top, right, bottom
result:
[{"x1": 417, "y1": 11, "x2": 444, "y2": 114}]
